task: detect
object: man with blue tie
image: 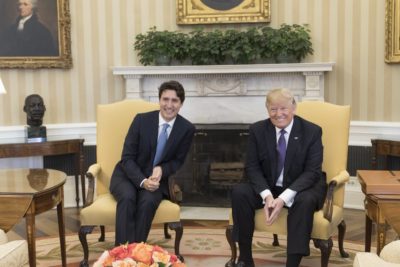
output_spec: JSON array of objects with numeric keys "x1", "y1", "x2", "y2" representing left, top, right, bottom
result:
[
  {"x1": 231, "y1": 88, "x2": 326, "y2": 267},
  {"x1": 110, "y1": 80, "x2": 195, "y2": 246}
]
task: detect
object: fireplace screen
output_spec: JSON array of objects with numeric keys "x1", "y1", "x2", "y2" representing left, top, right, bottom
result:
[{"x1": 173, "y1": 124, "x2": 249, "y2": 207}]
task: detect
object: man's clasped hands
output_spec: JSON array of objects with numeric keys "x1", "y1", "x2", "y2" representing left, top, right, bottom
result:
[
  {"x1": 264, "y1": 195, "x2": 285, "y2": 225},
  {"x1": 142, "y1": 166, "x2": 162, "y2": 192}
]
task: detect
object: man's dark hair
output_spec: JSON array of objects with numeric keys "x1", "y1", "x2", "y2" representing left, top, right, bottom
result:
[{"x1": 158, "y1": 80, "x2": 185, "y2": 103}]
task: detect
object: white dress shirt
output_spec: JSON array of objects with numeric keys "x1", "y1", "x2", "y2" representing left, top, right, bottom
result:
[
  {"x1": 140, "y1": 113, "x2": 176, "y2": 187},
  {"x1": 259, "y1": 119, "x2": 297, "y2": 207}
]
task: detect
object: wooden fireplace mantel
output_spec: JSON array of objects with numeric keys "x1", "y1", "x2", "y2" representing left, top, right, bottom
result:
[{"x1": 112, "y1": 62, "x2": 335, "y2": 101}]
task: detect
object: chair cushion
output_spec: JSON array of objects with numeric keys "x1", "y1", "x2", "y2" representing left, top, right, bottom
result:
[
  {"x1": 353, "y1": 252, "x2": 400, "y2": 267},
  {"x1": 380, "y1": 241, "x2": 400, "y2": 264},
  {"x1": 229, "y1": 205, "x2": 343, "y2": 239},
  {"x1": 0, "y1": 229, "x2": 7, "y2": 245},
  {"x1": 80, "y1": 193, "x2": 180, "y2": 226},
  {"x1": 0, "y1": 239, "x2": 29, "y2": 267}
]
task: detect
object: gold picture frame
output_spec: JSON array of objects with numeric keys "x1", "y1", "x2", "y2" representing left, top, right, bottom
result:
[
  {"x1": 0, "y1": 0, "x2": 72, "y2": 69},
  {"x1": 177, "y1": 0, "x2": 271, "y2": 25},
  {"x1": 385, "y1": 0, "x2": 400, "y2": 63}
]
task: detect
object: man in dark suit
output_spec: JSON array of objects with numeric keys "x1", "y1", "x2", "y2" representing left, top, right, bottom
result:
[
  {"x1": 110, "y1": 80, "x2": 195, "y2": 246},
  {"x1": 231, "y1": 88, "x2": 326, "y2": 267}
]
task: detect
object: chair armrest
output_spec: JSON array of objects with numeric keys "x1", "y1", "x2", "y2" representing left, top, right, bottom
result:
[
  {"x1": 85, "y1": 163, "x2": 101, "y2": 207},
  {"x1": 168, "y1": 177, "x2": 183, "y2": 204},
  {"x1": 330, "y1": 170, "x2": 350, "y2": 185},
  {"x1": 323, "y1": 170, "x2": 350, "y2": 221}
]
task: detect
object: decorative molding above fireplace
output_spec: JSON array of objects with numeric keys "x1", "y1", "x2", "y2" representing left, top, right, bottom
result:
[{"x1": 113, "y1": 63, "x2": 335, "y2": 124}]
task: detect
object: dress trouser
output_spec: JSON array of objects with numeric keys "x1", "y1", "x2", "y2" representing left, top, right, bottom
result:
[
  {"x1": 231, "y1": 183, "x2": 319, "y2": 262},
  {"x1": 112, "y1": 177, "x2": 163, "y2": 245}
]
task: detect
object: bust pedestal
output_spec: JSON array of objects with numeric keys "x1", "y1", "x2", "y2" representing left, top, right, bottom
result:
[{"x1": 25, "y1": 126, "x2": 47, "y2": 143}]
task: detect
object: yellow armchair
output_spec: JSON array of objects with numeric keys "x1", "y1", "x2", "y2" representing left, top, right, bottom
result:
[
  {"x1": 79, "y1": 100, "x2": 184, "y2": 267},
  {"x1": 226, "y1": 101, "x2": 351, "y2": 267}
]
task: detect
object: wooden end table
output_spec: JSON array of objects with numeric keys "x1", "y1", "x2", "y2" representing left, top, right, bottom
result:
[
  {"x1": 0, "y1": 168, "x2": 67, "y2": 267},
  {"x1": 0, "y1": 139, "x2": 85, "y2": 207},
  {"x1": 371, "y1": 138, "x2": 400, "y2": 169},
  {"x1": 357, "y1": 170, "x2": 400, "y2": 254}
]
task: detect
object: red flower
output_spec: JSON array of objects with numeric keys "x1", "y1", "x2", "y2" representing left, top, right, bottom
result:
[{"x1": 109, "y1": 244, "x2": 130, "y2": 260}]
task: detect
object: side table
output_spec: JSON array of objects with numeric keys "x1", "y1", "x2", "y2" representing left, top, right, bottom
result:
[
  {"x1": 0, "y1": 139, "x2": 85, "y2": 207},
  {"x1": 0, "y1": 168, "x2": 67, "y2": 267},
  {"x1": 371, "y1": 138, "x2": 400, "y2": 169},
  {"x1": 357, "y1": 170, "x2": 400, "y2": 254},
  {"x1": 380, "y1": 202, "x2": 400, "y2": 236}
]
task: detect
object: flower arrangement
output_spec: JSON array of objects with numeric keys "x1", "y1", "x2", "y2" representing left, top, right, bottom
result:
[{"x1": 93, "y1": 242, "x2": 186, "y2": 267}]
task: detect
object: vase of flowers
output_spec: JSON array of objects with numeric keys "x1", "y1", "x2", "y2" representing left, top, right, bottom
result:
[{"x1": 93, "y1": 242, "x2": 186, "y2": 267}]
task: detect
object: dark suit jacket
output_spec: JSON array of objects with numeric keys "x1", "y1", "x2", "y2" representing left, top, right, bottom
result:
[
  {"x1": 110, "y1": 110, "x2": 195, "y2": 197},
  {"x1": 246, "y1": 115, "x2": 326, "y2": 206}
]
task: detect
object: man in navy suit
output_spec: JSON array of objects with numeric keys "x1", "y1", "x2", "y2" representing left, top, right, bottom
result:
[
  {"x1": 231, "y1": 88, "x2": 326, "y2": 267},
  {"x1": 110, "y1": 80, "x2": 195, "y2": 245}
]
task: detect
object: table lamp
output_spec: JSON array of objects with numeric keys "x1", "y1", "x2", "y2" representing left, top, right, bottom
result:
[{"x1": 0, "y1": 77, "x2": 6, "y2": 95}]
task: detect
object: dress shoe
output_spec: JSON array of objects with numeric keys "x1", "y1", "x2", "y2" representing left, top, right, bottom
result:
[{"x1": 235, "y1": 260, "x2": 255, "y2": 267}]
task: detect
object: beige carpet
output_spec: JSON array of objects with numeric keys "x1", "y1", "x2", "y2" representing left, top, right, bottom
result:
[{"x1": 36, "y1": 228, "x2": 358, "y2": 267}]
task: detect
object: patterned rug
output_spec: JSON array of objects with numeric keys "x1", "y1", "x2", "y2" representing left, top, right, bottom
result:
[{"x1": 36, "y1": 228, "x2": 359, "y2": 267}]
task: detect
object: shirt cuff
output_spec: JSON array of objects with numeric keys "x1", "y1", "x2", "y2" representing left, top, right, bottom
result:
[
  {"x1": 140, "y1": 178, "x2": 147, "y2": 188},
  {"x1": 260, "y1": 189, "x2": 272, "y2": 204},
  {"x1": 278, "y1": 188, "x2": 297, "y2": 207}
]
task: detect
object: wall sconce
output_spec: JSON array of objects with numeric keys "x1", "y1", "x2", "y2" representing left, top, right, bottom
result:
[{"x1": 0, "y1": 77, "x2": 6, "y2": 95}]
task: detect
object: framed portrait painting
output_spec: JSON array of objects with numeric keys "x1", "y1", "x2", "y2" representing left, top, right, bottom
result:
[
  {"x1": 385, "y1": 0, "x2": 400, "y2": 63},
  {"x1": 177, "y1": 0, "x2": 271, "y2": 24},
  {"x1": 0, "y1": 0, "x2": 72, "y2": 68}
]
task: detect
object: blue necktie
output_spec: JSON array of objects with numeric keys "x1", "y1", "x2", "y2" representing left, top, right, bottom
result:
[
  {"x1": 276, "y1": 129, "x2": 287, "y2": 176},
  {"x1": 153, "y1": 123, "x2": 169, "y2": 166}
]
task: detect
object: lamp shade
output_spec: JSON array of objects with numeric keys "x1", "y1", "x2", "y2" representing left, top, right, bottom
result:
[{"x1": 0, "y1": 78, "x2": 6, "y2": 94}]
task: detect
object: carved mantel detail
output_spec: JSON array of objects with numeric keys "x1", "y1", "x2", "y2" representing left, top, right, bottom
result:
[{"x1": 113, "y1": 63, "x2": 335, "y2": 124}]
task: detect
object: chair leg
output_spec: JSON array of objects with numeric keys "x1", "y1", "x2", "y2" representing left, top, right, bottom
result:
[
  {"x1": 313, "y1": 238, "x2": 333, "y2": 267},
  {"x1": 225, "y1": 225, "x2": 237, "y2": 267},
  {"x1": 99, "y1": 225, "x2": 105, "y2": 242},
  {"x1": 164, "y1": 222, "x2": 171, "y2": 239},
  {"x1": 79, "y1": 225, "x2": 96, "y2": 267},
  {"x1": 272, "y1": 234, "x2": 280, "y2": 246},
  {"x1": 168, "y1": 222, "x2": 184, "y2": 262},
  {"x1": 338, "y1": 219, "x2": 349, "y2": 258}
]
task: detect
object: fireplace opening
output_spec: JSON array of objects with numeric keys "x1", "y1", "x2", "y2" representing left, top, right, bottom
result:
[{"x1": 173, "y1": 124, "x2": 249, "y2": 207}]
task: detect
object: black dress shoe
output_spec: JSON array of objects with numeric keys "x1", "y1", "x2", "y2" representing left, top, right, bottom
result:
[{"x1": 235, "y1": 261, "x2": 255, "y2": 267}]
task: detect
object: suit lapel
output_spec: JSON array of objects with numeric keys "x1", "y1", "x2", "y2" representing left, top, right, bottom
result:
[
  {"x1": 150, "y1": 112, "x2": 159, "y2": 161},
  {"x1": 265, "y1": 121, "x2": 278, "y2": 183},
  {"x1": 284, "y1": 117, "x2": 301, "y2": 177}
]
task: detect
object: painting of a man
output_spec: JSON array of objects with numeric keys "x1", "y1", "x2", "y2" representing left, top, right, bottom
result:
[{"x1": 0, "y1": 0, "x2": 58, "y2": 57}]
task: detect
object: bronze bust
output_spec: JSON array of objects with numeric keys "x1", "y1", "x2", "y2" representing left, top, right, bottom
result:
[
  {"x1": 23, "y1": 94, "x2": 46, "y2": 127},
  {"x1": 23, "y1": 94, "x2": 47, "y2": 142}
]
